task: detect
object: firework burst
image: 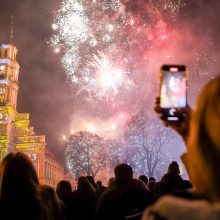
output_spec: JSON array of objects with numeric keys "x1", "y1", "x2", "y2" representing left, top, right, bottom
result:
[
  {"x1": 50, "y1": 0, "x2": 182, "y2": 102},
  {"x1": 52, "y1": 0, "x2": 217, "y2": 179}
]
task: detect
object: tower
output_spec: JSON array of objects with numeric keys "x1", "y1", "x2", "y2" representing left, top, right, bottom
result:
[
  {"x1": 0, "y1": 44, "x2": 20, "y2": 158},
  {"x1": 0, "y1": 43, "x2": 47, "y2": 182},
  {"x1": 0, "y1": 44, "x2": 19, "y2": 108},
  {"x1": 0, "y1": 42, "x2": 64, "y2": 186}
]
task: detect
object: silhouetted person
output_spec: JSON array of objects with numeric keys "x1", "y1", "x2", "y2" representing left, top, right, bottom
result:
[
  {"x1": 39, "y1": 184, "x2": 65, "y2": 220},
  {"x1": 160, "y1": 161, "x2": 184, "y2": 194},
  {"x1": 139, "y1": 175, "x2": 148, "y2": 187},
  {"x1": 0, "y1": 152, "x2": 43, "y2": 220},
  {"x1": 56, "y1": 180, "x2": 73, "y2": 220},
  {"x1": 95, "y1": 163, "x2": 155, "y2": 220},
  {"x1": 87, "y1": 175, "x2": 100, "y2": 194},
  {"x1": 142, "y1": 76, "x2": 220, "y2": 220},
  {"x1": 96, "y1": 180, "x2": 107, "y2": 194},
  {"x1": 147, "y1": 177, "x2": 156, "y2": 192},
  {"x1": 77, "y1": 176, "x2": 87, "y2": 186},
  {"x1": 71, "y1": 177, "x2": 97, "y2": 220},
  {"x1": 108, "y1": 177, "x2": 116, "y2": 188},
  {"x1": 56, "y1": 180, "x2": 72, "y2": 203}
]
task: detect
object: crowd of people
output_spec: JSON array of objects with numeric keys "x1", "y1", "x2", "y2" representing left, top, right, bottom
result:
[{"x1": 0, "y1": 75, "x2": 219, "y2": 220}]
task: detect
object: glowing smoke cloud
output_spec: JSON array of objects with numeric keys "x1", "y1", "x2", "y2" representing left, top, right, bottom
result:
[
  {"x1": 51, "y1": 0, "x2": 183, "y2": 169},
  {"x1": 51, "y1": 0, "x2": 217, "y2": 178},
  {"x1": 50, "y1": 0, "x2": 182, "y2": 106}
]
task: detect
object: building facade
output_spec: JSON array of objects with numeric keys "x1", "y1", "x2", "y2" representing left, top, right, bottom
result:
[
  {"x1": 44, "y1": 149, "x2": 64, "y2": 188},
  {"x1": 0, "y1": 43, "x2": 64, "y2": 187}
]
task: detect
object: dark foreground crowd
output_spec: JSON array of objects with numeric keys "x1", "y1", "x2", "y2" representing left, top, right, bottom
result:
[{"x1": 0, "y1": 76, "x2": 219, "y2": 220}]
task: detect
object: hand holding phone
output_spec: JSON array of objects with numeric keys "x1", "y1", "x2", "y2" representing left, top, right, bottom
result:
[{"x1": 155, "y1": 96, "x2": 191, "y2": 142}]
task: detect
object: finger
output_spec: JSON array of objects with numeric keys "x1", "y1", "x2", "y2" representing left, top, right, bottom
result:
[
  {"x1": 155, "y1": 97, "x2": 160, "y2": 104},
  {"x1": 155, "y1": 105, "x2": 162, "y2": 113}
]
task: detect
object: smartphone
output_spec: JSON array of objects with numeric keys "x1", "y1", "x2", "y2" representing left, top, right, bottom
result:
[{"x1": 160, "y1": 64, "x2": 187, "y2": 121}]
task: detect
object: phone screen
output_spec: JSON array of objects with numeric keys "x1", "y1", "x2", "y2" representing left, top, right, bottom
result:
[
  {"x1": 160, "y1": 65, "x2": 187, "y2": 108},
  {"x1": 160, "y1": 65, "x2": 187, "y2": 121}
]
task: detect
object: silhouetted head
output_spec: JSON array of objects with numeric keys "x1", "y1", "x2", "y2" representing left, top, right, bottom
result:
[
  {"x1": 148, "y1": 177, "x2": 156, "y2": 191},
  {"x1": 114, "y1": 163, "x2": 133, "y2": 181},
  {"x1": 96, "y1": 180, "x2": 102, "y2": 187},
  {"x1": 168, "y1": 161, "x2": 180, "y2": 175},
  {"x1": 149, "y1": 177, "x2": 156, "y2": 182},
  {"x1": 40, "y1": 184, "x2": 64, "y2": 220},
  {"x1": 87, "y1": 175, "x2": 95, "y2": 184},
  {"x1": 0, "y1": 152, "x2": 42, "y2": 219},
  {"x1": 77, "y1": 176, "x2": 87, "y2": 188},
  {"x1": 0, "y1": 152, "x2": 39, "y2": 201},
  {"x1": 139, "y1": 175, "x2": 148, "y2": 185},
  {"x1": 108, "y1": 177, "x2": 116, "y2": 188},
  {"x1": 87, "y1": 175, "x2": 98, "y2": 190},
  {"x1": 77, "y1": 179, "x2": 96, "y2": 199},
  {"x1": 56, "y1": 180, "x2": 72, "y2": 201}
]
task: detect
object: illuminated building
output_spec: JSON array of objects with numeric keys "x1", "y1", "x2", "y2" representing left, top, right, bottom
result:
[
  {"x1": 0, "y1": 43, "x2": 64, "y2": 187},
  {"x1": 44, "y1": 149, "x2": 64, "y2": 188}
]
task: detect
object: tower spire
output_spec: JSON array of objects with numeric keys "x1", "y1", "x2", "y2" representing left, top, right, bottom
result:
[{"x1": 9, "y1": 14, "x2": 14, "y2": 45}]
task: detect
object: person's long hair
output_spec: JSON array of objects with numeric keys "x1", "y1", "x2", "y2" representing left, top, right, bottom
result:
[
  {"x1": 187, "y1": 76, "x2": 220, "y2": 200},
  {"x1": 0, "y1": 152, "x2": 42, "y2": 219},
  {"x1": 77, "y1": 179, "x2": 97, "y2": 199},
  {"x1": 39, "y1": 184, "x2": 65, "y2": 220}
]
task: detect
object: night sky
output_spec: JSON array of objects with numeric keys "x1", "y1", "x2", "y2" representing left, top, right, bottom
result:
[
  {"x1": 0, "y1": 0, "x2": 219, "y2": 163},
  {"x1": 0, "y1": 0, "x2": 75, "y2": 159}
]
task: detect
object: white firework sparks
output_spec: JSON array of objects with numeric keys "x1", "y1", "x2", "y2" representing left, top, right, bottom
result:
[
  {"x1": 51, "y1": 0, "x2": 217, "y2": 180},
  {"x1": 50, "y1": 0, "x2": 133, "y2": 99},
  {"x1": 89, "y1": 52, "x2": 126, "y2": 96}
]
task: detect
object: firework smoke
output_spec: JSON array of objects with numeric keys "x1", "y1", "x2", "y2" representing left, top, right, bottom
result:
[
  {"x1": 51, "y1": 0, "x2": 218, "y2": 178},
  {"x1": 50, "y1": 0, "x2": 182, "y2": 108}
]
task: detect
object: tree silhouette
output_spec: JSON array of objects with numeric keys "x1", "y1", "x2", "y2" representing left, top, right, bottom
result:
[
  {"x1": 124, "y1": 112, "x2": 172, "y2": 179},
  {"x1": 65, "y1": 131, "x2": 107, "y2": 178}
]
